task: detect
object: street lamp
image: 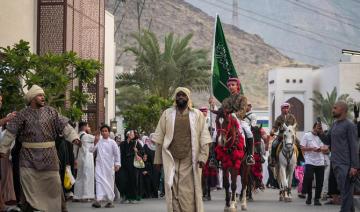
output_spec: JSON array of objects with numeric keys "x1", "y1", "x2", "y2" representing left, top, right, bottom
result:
[
  {"x1": 110, "y1": 119, "x2": 117, "y2": 134},
  {"x1": 342, "y1": 49, "x2": 360, "y2": 56}
]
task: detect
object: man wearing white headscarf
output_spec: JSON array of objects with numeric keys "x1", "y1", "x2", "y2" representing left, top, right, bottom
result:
[
  {"x1": 0, "y1": 85, "x2": 81, "y2": 212},
  {"x1": 153, "y1": 87, "x2": 212, "y2": 212}
]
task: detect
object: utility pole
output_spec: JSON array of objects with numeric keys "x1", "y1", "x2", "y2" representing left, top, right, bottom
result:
[{"x1": 232, "y1": 0, "x2": 239, "y2": 27}]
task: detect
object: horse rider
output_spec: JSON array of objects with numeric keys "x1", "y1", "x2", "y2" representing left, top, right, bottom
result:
[
  {"x1": 221, "y1": 78, "x2": 255, "y2": 165},
  {"x1": 269, "y1": 102, "x2": 300, "y2": 166}
]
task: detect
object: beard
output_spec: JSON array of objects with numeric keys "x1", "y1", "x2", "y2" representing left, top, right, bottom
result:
[
  {"x1": 176, "y1": 99, "x2": 188, "y2": 109},
  {"x1": 332, "y1": 112, "x2": 340, "y2": 118}
]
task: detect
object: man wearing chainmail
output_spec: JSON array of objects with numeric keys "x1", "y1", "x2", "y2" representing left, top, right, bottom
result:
[
  {"x1": 222, "y1": 78, "x2": 255, "y2": 165},
  {"x1": 153, "y1": 87, "x2": 212, "y2": 212},
  {"x1": 0, "y1": 85, "x2": 81, "y2": 212}
]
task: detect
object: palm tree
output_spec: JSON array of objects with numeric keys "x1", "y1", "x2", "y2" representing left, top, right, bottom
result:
[
  {"x1": 116, "y1": 30, "x2": 210, "y2": 99},
  {"x1": 310, "y1": 87, "x2": 354, "y2": 127}
]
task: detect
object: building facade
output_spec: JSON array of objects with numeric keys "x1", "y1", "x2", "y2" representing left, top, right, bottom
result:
[
  {"x1": 0, "y1": 0, "x2": 116, "y2": 130},
  {"x1": 269, "y1": 58, "x2": 360, "y2": 136}
]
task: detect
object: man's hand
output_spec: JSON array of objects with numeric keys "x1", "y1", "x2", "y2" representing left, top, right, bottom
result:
[
  {"x1": 198, "y1": 161, "x2": 205, "y2": 169},
  {"x1": 115, "y1": 165, "x2": 121, "y2": 172},
  {"x1": 349, "y1": 168, "x2": 358, "y2": 177},
  {"x1": 72, "y1": 139, "x2": 82, "y2": 147},
  {"x1": 154, "y1": 164, "x2": 162, "y2": 171},
  {"x1": 208, "y1": 97, "x2": 216, "y2": 109},
  {"x1": 143, "y1": 171, "x2": 148, "y2": 175}
]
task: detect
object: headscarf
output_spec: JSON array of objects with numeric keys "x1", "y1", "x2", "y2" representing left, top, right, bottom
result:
[
  {"x1": 281, "y1": 102, "x2": 290, "y2": 109},
  {"x1": 25, "y1": 85, "x2": 45, "y2": 103},
  {"x1": 227, "y1": 78, "x2": 241, "y2": 93},
  {"x1": 172, "y1": 87, "x2": 193, "y2": 109},
  {"x1": 199, "y1": 106, "x2": 208, "y2": 112}
]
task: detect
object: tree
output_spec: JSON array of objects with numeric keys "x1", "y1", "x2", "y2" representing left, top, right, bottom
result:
[
  {"x1": 310, "y1": 87, "x2": 354, "y2": 127},
  {"x1": 121, "y1": 95, "x2": 172, "y2": 134},
  {"x1": 0, "y1": 40, "x2": 102, "y2": 122},
  {"x1": 116, "y1": 30, "x2": 210, "y2": 99}
]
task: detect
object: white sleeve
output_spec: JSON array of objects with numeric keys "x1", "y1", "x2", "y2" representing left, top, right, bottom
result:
[
  {"x1": 300, "y1": 133, "x2": 308, "y2": 147},
  {"x1": 113, "y1": 142, "x2": 121, "y2": 166}
]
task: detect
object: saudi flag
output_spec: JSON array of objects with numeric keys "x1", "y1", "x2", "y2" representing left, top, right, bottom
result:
[{"x1": 211, "y1": 15, "x2": 242, "y2": 102}]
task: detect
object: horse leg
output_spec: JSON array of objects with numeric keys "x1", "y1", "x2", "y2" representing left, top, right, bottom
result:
[
  {"x1": 240, "y1": 165, "x2": 249, "y2": 211},
  {"x1": 229, "y1": 168, "x2": 238, "y2": 210},
  {"x1": 223, "y1": 169, "x2": 230, "y2": 209},
  {"x1": 285, "y1": 159, "x2": 296, "y2": 202},
  {"x1": 278, "y1": 165, "x2": 287, "y2": 201}
]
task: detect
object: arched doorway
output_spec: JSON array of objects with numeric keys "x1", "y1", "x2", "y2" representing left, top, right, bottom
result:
[{"x1": 286, "y1": 97, "x2": 304, "y2": 131}]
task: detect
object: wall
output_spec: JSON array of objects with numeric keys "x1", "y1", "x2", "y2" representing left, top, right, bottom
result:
[
  {"x1": 339, "y1": 62, "x2": 360, "y2": 101},
  {"x1": 268, "y1": 67, "x2": 314, "y2": 137},
  {"x1": 0, "y1": 0, "x2": 37, "y2": 52},
  {"x1": 104, "y1": 10, "x2": 116, "y2": 125}
]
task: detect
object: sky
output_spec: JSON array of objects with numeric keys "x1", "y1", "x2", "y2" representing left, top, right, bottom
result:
[{"x1": 185, "y1": 0, "x2": 360, "y2": 66}]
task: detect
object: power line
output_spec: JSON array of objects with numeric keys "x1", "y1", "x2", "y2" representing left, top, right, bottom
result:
[
  {"x1": 295, "y1": 0, "x2": 357, "y2": 23},
  {"x1": 202, "y1": 0, "x2": 343, "y2": 50},
  {"x1": 217, "y1": 0, "x2": 360, "y2": 49},
  {"x1": 201, "y1": 0, "x2": 339, "y2": 64},
  {"x1": 282, "y1": 0, "x2": 360, "y2": 32}
]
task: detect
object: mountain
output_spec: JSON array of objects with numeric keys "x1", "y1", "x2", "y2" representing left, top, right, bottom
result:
[
  {"x1": 106, "y1": 0, "x2": 301, "y2": 109},
  {"x1": 185, "y1": 0, "x2": 360, "y2": 66}
]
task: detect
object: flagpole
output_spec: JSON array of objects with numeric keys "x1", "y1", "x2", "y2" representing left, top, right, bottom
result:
[{"x1": 209, "y1": 14, "x2": 218, "y2": 137}]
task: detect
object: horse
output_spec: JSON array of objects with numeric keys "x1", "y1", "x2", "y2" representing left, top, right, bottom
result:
[
  {"x1": 274, "y1": 123, "x2": 298, "y2": 202},
  {"x1": 242, "y1": 125, "x2": 266, "y2": 201},
  {"x1": 214, "y1": 108, "x2": 248, "y2": 211}
]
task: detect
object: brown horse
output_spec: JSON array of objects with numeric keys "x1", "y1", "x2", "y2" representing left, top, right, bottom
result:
[
  {"x1": 214, "y1": 108, "x2": 249, "y2": 211},
  {"x1": 241, "y1": 125, "x2": 266, "y2": 202}
]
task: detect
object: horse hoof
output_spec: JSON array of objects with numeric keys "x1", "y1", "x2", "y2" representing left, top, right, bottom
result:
[
  {"x1": 279, "y1": 196, "x2": 284, "y2": 201},
  {"x1": 285, "y1": 197, "x2": 292, "y2": 202},
  {"x1": 241, "y1": 205, "x2": 247, "y2": 211},
  {"x1": 230, "y1": 201, "x2": 237, "y2": 209},
  {"x1": 248, "y1": 197, "x2": 254, "y2": 202}
]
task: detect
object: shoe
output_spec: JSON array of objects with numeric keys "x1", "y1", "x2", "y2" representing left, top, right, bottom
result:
[
  {"x1": 298, "y1": 193, "x2": 306, "y2": 199},
  {"x1": 160, "y1": 192, "x2": 165, "y2": 197},
  {"x1": 246, "y1": 156, "x2": 255, "y2": 165},
  {"x1": 306, "y1": 199, "x2": 311, "y2": 205},
  {"x1": 92, "y1": 202, "x2": 101, "y2": 208},
  {"x1": 314, "y1": 199, "x2": 322, "y2": 206},
  {"x1": 104, "y1": 202, "x2": 114, "y2": 208}
]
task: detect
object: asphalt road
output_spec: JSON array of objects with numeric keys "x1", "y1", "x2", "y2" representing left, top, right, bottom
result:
[{"x1": 68, "y1": 188, "x2": 342, "y2": 212}]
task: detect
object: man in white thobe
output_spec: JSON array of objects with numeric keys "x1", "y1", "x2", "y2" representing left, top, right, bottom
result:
[
  {"x1": 153, "y1": 87, "x2": 212, "y2": 212},
  {"x1": 73, "y1": 121, "x2": 95, "y2": 201}
]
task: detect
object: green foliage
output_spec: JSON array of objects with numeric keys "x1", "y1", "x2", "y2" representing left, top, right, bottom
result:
[
  {"x1": 115, "y1": 85, "x2": 145, "y2": 114},
  {"x1": 0, "y1": 40, "x2": 102, "y2": 122},
  {"x1": 116, "y1": 30, "x2": 210, "y2": 99},
  {"x1": 121, "y1": 95, "x2": 172, "y2": 134},
  {"x1": 310, "y1": 87, "x2": 354, "y2": 127}
]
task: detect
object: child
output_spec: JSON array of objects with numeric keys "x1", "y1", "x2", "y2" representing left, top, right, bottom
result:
[
  {"x1": 91, "y1": 125, "x2": 121, "y2": 208},
  {"x1": 295, "y1": 162, "x2": 305, "y2": 198}
]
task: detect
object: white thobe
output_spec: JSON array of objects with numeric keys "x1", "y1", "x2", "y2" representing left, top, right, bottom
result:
[
  {"x1": 73, "y1": 131, "x2": 95, "y2": 199},
  {"x1": 90, "y1": 138, "x2": 121, "y2": 202}
]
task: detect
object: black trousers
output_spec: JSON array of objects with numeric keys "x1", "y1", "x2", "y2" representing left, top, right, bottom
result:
[{"x1": 303, "y1": 164, "x2": 325, "y2": 200}]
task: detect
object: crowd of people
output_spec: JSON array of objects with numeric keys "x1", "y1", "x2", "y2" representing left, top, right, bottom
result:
[{"x1": 0, "y1": 82, "x2": 359, "y2": 212}]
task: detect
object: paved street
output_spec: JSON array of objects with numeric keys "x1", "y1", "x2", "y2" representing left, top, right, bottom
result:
[{"x1": 68, "y1": 188, "x2": 341, "y2": 212}]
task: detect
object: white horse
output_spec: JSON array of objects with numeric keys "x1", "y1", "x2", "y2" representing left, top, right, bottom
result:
[{"x1": 275, "y1": 123, "x2": 298, "y2": 202}]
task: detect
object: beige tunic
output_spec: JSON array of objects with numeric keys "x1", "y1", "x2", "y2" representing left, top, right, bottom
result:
[{"x1": 153, "y1": 107, "x2": 212, "y2": 212}]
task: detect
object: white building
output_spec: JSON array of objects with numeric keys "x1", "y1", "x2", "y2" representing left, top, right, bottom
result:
[
  {"x1": 269, "y1": 57, "x2": 360, "y2": 137},
  {"x1": 104, "y1": 11, "x2": 116, "y2": 126}
]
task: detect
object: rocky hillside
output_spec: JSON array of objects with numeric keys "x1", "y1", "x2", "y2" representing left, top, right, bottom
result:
[{"x1": 106, "y1": 0, "x2": 297, "y2": 109}]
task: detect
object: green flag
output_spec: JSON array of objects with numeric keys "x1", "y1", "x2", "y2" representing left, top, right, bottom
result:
[{"x1": 211, "y1": 15, "x2": 241, "y2": 102}]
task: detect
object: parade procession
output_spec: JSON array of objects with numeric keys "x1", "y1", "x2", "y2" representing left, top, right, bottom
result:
[{"x1": 1, "y1": 0, "x2": 360, "y2": 212}]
